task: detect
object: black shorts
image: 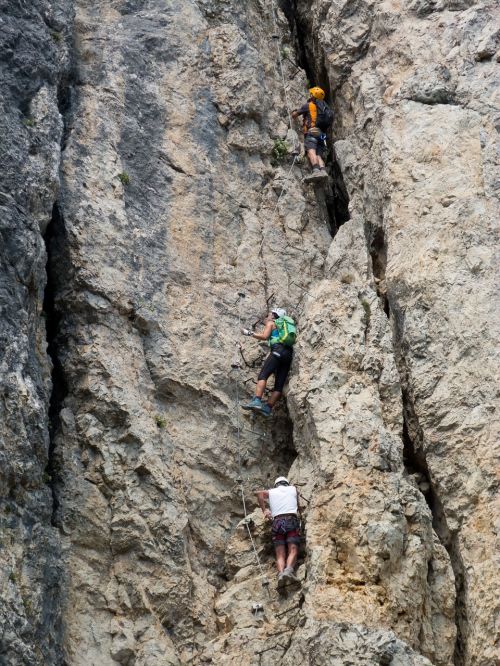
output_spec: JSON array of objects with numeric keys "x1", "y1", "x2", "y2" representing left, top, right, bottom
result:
[
  {"x1": 271, "y1": 515, "x2": 301, "y2": 547},
  {"x1": 257, "y1": 344, "x2": 293, "y2": 393},
  {"x1": 304, "y1": 132, "x2": 326, "y2": 157}
]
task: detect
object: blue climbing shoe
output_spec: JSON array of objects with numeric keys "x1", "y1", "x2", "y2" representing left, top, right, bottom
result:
[
  {"x1": 258, "y1": 403, "x2": 272, "y2": 418},
  {"x1": 242, "y1": 397, "x2": 263, "y2": 411}
]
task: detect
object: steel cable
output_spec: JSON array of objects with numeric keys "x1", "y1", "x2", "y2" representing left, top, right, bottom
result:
[{"x1": 231, "y1": 1, "x2": 306, "y2": 593}]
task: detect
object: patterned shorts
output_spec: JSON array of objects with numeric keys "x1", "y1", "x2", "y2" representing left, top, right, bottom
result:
[{"x1": 271, "y1": 515, "x2": 301, "y2": 547}]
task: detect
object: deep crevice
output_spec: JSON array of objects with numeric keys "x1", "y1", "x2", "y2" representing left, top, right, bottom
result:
[
  {"x1": 401, "y1": 390, "x2": 467, "y2": 666},
  {"x1": 43, "y1": 203, "x2": 68, "y2": 527},
  {"x1": 368, "y1": 225, "x2": 390, "y2": 317},
  {"x1": 367, "y1": 220, "x2": 466, "y2": 663},
  {"x1": 57, "y1": 79, "x2": 74, "y2": 150},
  {"x1": 42, "y1": 57, "x2": 76, "y2": 526},
  {"x1": 279, "y1": 0, "x2": 350, "y2": 236},
  {"x1": 395, "y1": 312, "x2": 467, "y2": 666},
  {"x1": 282, "y1": 1, "x2": 467, "y2": 660}
]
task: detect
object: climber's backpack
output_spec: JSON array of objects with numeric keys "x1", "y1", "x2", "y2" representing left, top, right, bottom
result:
[
  {"x1": 274, "y1": 316, "x2": 297, "y2": 347},
  {"x1": 314, "y1": 99, "x2": 334, "y2": 131}
]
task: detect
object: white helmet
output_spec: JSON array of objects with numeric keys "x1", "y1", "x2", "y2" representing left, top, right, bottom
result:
[
  {"x1": 274, "y1": 476, "x2": 289, "y2": 486},
  {"x1": 271, "y1": 307, "x2": 287, "y2": 318}
]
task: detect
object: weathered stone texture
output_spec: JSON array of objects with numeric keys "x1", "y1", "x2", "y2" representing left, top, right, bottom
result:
[
  {"x1": 1, "y1": 0, "x2": 498, "y2": 664},
  {"x1": 51, "y1": 1, "x2": 330, "y2": 663},
  {"x1": 295, "y1": 0, "x2": 500, "y2": 663},
  {"x1": 0, "y1": 1, "x2": 73, "y2": 664}
]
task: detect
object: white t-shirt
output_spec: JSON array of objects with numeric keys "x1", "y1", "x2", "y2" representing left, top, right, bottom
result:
[{"x1": 268, "y1": 485, "x2": 298, "y2": 518}]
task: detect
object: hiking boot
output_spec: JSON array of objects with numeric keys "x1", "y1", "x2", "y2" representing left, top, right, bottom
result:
[
  {"x1": 313, "y1": 168, "x2": 329, "y2": 180},
  {"x1": 303, "y1": 170, "x2": 320, "y2": 183},
  {"x1": 283, "y1": 567, "x2": 299, "y2": 583},
  {"x1": 242, "y1": 397, "x2": 262, "y2": 411},
  {"x1": 277, "y1": 572, "x2": 287, "y2": 588},
  {"x1": 257, "y1": 403, "x2": 272, "y2": 417}
]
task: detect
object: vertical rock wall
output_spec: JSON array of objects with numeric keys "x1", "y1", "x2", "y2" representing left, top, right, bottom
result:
[
  {"x1": 0, "y1": 2, "x2": 72, "y2": 664},
  {"x1": 292, "y1": 0, "x2": 500, "y2": 664},
  {"x1": 0, "y1": 0, "x2": 497, "y2": 664},
  {"x1": 51, "y1": 1, "x2": 330, "y2": 663}
]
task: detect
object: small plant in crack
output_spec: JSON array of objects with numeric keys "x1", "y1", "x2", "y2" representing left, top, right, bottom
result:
[
  {"x1": 280, "y1": 46, "x2": 291, "y2": 60},
  {"x1": 22, "y1": 596, "x2": 33, "y2": 617},
  {"x1": 271, "y1": 138, "x2": 289, "y2": 165},
  {"x1": 360, "y1": 298, "x2": 371, "y2": 328},
  {"x1": 118, "y1": 172, "x2": 130, "y2": 186},
  {"x1": 9, "y1": 572, "x2": 17, "y2": 583},
  {"x1": 23, "y1": 118, "x2": 36, "y2": 128},
  {"x1": 135, "y1": 297, "x2": 156, "y2": 314},
  {"x1": 51, "y1": 31, "x2": 62, "y2": 43},
  {"x1": 155, "y1": 415, "x2": 166, "y2": 429}
]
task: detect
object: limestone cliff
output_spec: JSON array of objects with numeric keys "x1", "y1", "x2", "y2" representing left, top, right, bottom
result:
[{"x1": 0, "y1": 1, "x2": 498, "y2": 665}]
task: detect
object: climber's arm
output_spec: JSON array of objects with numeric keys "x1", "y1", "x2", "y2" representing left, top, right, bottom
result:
[
  {"x1": 251, "y1": 320, "x2": 274, "y2": 341},
  {"x1": 257, "y1": 490, "x2": 272, "y2": 521},
  {"x1": 292, "y1": 103, "x2": 309, "y2": 119}
]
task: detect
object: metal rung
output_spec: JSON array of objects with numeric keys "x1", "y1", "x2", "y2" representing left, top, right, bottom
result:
[{"x1": 242, "y1": 427, "x2": 267, "y2": 438}]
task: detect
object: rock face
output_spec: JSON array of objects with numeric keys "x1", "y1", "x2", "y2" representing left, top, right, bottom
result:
[
  {"x1": 0, "y1": 2, "x2": 72, "y2": 664},
  {"x1": 293, "y1": 0, "x2": 499, "y2": 663},
  {"x1": 0, "y1": 0, "x2": 498, "y2": 665}
]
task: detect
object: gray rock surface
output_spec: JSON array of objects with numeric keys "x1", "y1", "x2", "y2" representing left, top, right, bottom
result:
[
  {"x1": 51, "y1": 1, "x2": 330, "y2": 663},
  {"x1": 0, "y1": 1, "x2": 73, "y2": 664},
  {"x1": 296, "y1": 0, "x2": 500, "y2": 663},
  {"x1": 0, "y1": 0, "x2": 498, "y2": 664}
]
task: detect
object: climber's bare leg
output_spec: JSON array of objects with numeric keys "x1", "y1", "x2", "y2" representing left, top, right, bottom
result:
[
  {"x1": 267, "y1": 390, "x2": 282, "y2": 408},
  {"x1": 307, "y1": 148, "x2": 319, "y2": 168},
  {"x1": 286, "y1": 544, "x2": 299, "y2": 570},
  {"x1": 275, "y1": 545, "x2": 286, "y2": 573},
  {"x1": 255, "y1": 379, "x2": 267, "y2": 399}
]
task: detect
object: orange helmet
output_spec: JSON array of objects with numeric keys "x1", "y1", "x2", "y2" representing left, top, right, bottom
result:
[{"x1": 309, "y1": 86, "x2": 325, "y2": 100}]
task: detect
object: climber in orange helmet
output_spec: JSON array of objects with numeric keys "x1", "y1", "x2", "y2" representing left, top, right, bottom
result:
[{"x1": 291, "y1": 86, "x2": 334, "y2": 183}]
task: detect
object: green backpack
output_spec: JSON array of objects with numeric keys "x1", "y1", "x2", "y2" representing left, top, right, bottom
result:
[{"x1": 273, "y1": 316, "x2": 297, "y2": 347}]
